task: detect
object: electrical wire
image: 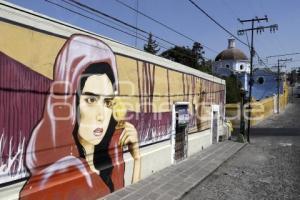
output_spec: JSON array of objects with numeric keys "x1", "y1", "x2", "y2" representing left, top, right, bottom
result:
[
  {"x1": 134, "y1": 0, "x2": 139, "y2": 47},
  {"x1": 62, "y1": 0, "x2": 212, "y2": 61},
  {"x1": 187, "y1": 0, "x2": 248, "y2": 46},
  {"x1": 66, "y1": 0, "x2": 183, "y2": 49},
  {"x1": 113, "y1": 0, "x2": 218, "y2": 53},
  {"x1": 45, "y1": 0, "x2": 181, "y2": 53},
  {"x1": 45, "y1": 0, "x2": 212, "y2": 66},
  {"x1": 45, "y1": 0, "x2": 151, "y2": 44},
  {"x1": 266, "y1": 52, "x2": 300, "y2": 58},
  {"x1": 60, "y1": 0, "x2": 149, "y2": 40},
  {"x1": 187, "y1": 0, "x2": 270, "y2": 69},
  {"x1": 45, "y1": 0, "x2": 214, "y2": 63},
  {"x1": 0, "y1": 87, "x2": 224, "y2": 97}
]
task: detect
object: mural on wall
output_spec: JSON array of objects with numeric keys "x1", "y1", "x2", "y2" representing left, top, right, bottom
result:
[
  {"x1": 0, "y1": 51, "x2": 52, "y2": 185},
  {"x1": 0, "y1": 18, "x2": 225, "y2": 199},
  {"x1": 17, "y1": 34, "x2": 142, "y2": 199}
]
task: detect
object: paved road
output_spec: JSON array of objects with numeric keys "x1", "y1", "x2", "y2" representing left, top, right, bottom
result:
[{"x1": 182, "y1": 94, "x2": 300, "y2": 200}]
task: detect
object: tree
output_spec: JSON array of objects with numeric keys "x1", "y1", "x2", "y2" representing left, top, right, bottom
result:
[
  {"x1": 288, "y1": 69, "x2": 297, "y2": 85},
  {"x1": 160, "y1": 46, "x2": 194, "y2": 66},
  {"x1": 224, "y1": 74, "x2": 242, "y2": 103},
  {"x1": 192, "y1": 42, "x2": 205, "y2": 66},
  {"x1": 144, "y1": 33, "x2": 160, "y2": 55},
  {"x1": 160, "y1": 42, "x2": 209, "y2": 73},
  {"x1": 297, "y1": 68, "x2": 300, "y2": 82},
  {"x1": 199, "y1": 59, "x2": 212, "y2": 74}
]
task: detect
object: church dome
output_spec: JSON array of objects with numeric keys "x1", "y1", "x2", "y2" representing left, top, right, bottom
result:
[{"x1": 215, "y1": 38, "x2": 248, "y2": 61}]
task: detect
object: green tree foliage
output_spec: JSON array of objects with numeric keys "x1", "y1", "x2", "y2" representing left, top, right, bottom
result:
[
  {"x1": 160, "y1": 42, "x2": 241, "y2": 103},
  {"x1": 192, "y1": 42, "x2": 205, "y2": 66},
  {"x1": 288, "y1": 68, "x2": 300, "y2": 84},
  {"x1": 224, "y1": 75, "x2": 242, "y2": 103},
  {"x1": 297, "y1": 68, "x2": 300, "y2": 82},
  {"x1": 160, "y1": 46, "x2": 194, "y2": 66},
  {"x1": 144, "y1": 33, "x2": 160, "y2": 55},
  {"x1": 199, "y1": 60, "x2": 212, "y2": 74},
  {"x1": 160, "y1": 42, "x2": 211, "y2": 74}
]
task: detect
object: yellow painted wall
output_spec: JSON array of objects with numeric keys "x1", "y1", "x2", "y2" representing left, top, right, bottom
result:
[
  {"x1": 0, "y1": 9, "x2": 225, "y2": 195},
  {"x1": 0, "y1": 19, "x2": 221, "y2": 131},
  {"x1": 226, "y1": 84, "x2": 289, "y2": 127},
  {"x1": 0, "y1": 21, "x2": 65, "y2": 79},
  {"x1": 225, "y1": 103, "x2": 240, "y2": 127}
]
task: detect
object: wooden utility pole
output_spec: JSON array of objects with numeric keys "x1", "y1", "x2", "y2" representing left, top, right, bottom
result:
[
  {"x1": 237, "y1": 16, "x2": 278, "y2": 143},
  {"x1": 135, "y1": 0, "x2": 139, "y2": 47},
  {"x1": 277, "y1": 58, "x2": 292, "y2": 113}
]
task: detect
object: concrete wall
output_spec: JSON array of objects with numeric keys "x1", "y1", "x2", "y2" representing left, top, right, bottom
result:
[
  {"x1": 225, "y1": 82, "x2": 289, "y2": 127},
  {"x1": 123, "y1": 129, "x2": 212, "y2": 186},
  {"x1": 187, "y1": 129, "x2": 212, "y2": 157},
  {"x1": 0, "y1": 1, "x2": 226, "y2": 199},
  {"x1": 0, "y1": 128, "x2": 214, "y2": 199}
]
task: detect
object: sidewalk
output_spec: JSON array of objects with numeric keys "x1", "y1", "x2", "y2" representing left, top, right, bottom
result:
[{"x1": 103, "y1": 141, "x2": 246, "y2": 200}]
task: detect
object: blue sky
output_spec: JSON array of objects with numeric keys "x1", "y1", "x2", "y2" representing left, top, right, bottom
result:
[{"x1": 7, "y1": 0, "x2": 300, "y2": 71}]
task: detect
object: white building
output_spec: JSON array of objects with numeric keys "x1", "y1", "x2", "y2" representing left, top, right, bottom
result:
[{"x1": 213, "y1": 38, "x2": 250, "y2": 76}]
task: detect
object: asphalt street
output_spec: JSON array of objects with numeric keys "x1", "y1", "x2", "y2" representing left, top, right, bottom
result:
[{"x1": 182, "y1": 94, "x2": 300, "y2": 200}]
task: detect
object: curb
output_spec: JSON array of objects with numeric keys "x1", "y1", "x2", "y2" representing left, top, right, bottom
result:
[
  {"x1": 103, "y1": 141, "x2": 247, "y2": 200},
  {"x1": 176, "y1": 142, "x2": 247, "y2": 200}
]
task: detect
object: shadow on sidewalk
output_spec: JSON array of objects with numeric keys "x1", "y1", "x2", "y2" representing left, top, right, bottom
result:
[
  {"x1": 250, "y1": 128, "x2": 300, "y2": 136},
  {"x1": 232, "y1": 128, "x2": 300, "y2": 137}
]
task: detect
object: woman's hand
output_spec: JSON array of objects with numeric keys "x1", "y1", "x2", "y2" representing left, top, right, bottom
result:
[
  {"x1": 119, "y1": 122, "x2": 140, "y2": 160},
  {"x1": 118, "y1": 122, "x2": 141, "y2": 183}
]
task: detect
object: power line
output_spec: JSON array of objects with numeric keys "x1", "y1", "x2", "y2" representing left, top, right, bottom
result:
[
  {"x1": 237, "y1": 16, "x2": 278, "y2": 143},
  {"x1": 56, "y1": 0, "x2": 211, "y2": 61},
  {"x1": 45, "y1": 0, "x2": 212, "y2": 65},
  {"x1": 134, "y1": 0, "x2": 139, "y2": 47},
  {"x1": 245, "y1": 0, "x2": 278, "y2": 55},
  {"x1": 269, "y1": 59, "x2": 300, "y2": 65},
  {"x1": 188, "y1": 0, "x2": 248, "y2": 46},
  {"x1": 60, "y1": 0, "x2": 147, "y2": 38},
  {"x1": 257, "y1": 2, "x2": 286, "y2": 53},
  {"x1": 56, "y1": 0, "x2": 183, "y2": 49},
  {"x1": 114, "y1": 0, "x2": 218, "y2": 53},
  {"x1": 45, "y1": 0, "x2": 153, "y2": 44},
  {"x1": 266, "y1": 52, "x2": 300, "y2": 59},
  {"x1": 66, "y1": 0, "x2": 183, "y2": 49},
  {"x1": 187, "y1": 0, "x2": 269, "y2": 68},
  {"x1": 276, "y1": 58, "x2": 292, "y2": 113},
  {"x1": 219, "y1": 0, "x2": 267, "y2": 68},
  {"x1": 66, "y1": 0, "x2": 214, "y2": 61},
  {"x1": 245, "y1": 32, "x2": 251, "y2": 53},
  {"x1": 266, "y1": 53, "x2": 300, "y2": 71}
]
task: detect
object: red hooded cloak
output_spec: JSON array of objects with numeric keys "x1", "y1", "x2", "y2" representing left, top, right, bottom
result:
[{"x1": 20, "y1": 34, "x2": 124, "y2": 200}]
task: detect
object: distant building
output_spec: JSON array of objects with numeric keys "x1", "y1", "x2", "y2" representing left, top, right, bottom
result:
[
  {"x1": 213, "y1": 38, "x2": 250, "y2": 76},
  {"x1": 213, "y1": 38, "x2": 284, "y2": 101},
  {"x1": 250, "y1": 68, "x2": 283, "y2": 100}
]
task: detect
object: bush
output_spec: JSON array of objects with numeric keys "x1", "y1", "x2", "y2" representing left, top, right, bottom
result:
[{"x1": 224, "y1": 75, "x2": 242, "y2": 104}]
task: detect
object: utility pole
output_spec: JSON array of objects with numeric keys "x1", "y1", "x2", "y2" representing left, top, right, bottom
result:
[
  {"x1": 135, "y1": 0, "x2": 139, "y2": 47},
  {"x1": 237, "y1": 16, "x2": 278, "y2": 143},
  {"x1": 277, "y1": 58, "x2": 292, "y2": 113}
]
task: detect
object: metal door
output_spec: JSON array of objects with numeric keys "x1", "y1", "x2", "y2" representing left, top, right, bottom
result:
[
  {"x1": 171, "y1": 103, "x2": 189, "y2": 164},
  {"x1": 175, "y1": 115, "x2": 187, "y2": 161},
  {"x1": 212, "y1": 111, "x2": 218, "y2": 144}
]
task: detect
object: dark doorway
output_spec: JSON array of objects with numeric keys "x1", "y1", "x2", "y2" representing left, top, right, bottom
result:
[
  {"x1": 212, "y1": 111, "x2": 218, "y2": 144},
  {"x1": 173, "y1": 104, "x2": 189, "y2": 163}
]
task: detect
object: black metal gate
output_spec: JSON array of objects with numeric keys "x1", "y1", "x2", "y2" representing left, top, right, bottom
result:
[
  {"x1": 212, "y1": 111, "x2": 218, "y2": 144},
  {"x1": 173, "y1": 104, "x2": 188, "y2": 162},
  {"x1": 175, "y1": 122, "x2": 186, "y2": 161}
]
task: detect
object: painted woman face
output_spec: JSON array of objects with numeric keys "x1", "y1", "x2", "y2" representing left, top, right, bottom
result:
[{"x1": 78, "y1": 74, "x2": 114, "y2": 145}]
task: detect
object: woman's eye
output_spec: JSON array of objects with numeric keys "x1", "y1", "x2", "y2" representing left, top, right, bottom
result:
[
  {"x1": 85, "y1": 97, "x2": 97, "y2": 104},
  {"x1": 104, "y1": 100, "x2": 113, "y2": 108}
]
